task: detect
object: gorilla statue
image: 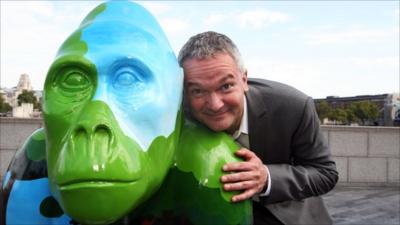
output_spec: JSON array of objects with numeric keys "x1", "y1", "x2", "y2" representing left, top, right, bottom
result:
[{"x1": 1, "y1": 1, "x2": 251, "y2": 225}]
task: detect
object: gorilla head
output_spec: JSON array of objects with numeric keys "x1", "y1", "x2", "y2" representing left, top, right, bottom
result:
[{"x1": 42, "y1": 2, "x2": 182, "y2": 224}]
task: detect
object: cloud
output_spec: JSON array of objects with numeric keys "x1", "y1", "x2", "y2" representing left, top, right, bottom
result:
[
  {"x1": 137, "y1": 2, "x2": 189, "y2": 37},
  {"x1": 305, "y1": 25, "x2": 396, "y2": 46},
  {"x1": 238, "y1": 10, "x2": 290, "y2": 29},
  {"x1": 139, "y1": 2, "x2": 171, "y2": 16},
  {"x1": 202, "y1": 9, "x2": 290, "y2": 29},
  {"x1": 1, "y1": 1, "x2": 98, "y2": 89},
  {"x1": 245, "y1": 58, "x2": 325, "y2": 96},
  {"x1": 350, "y1": 57, "x2": 400, "y2": 67},
  {"x1": 203, "y1": 14, "x2": 226, "y2": 28},
  {"x1": 245, "y1": 57, "x2": 399, "y2": 98},
  {"x1": 160, "y1": 18, "x2": 189, "y2": 34}
]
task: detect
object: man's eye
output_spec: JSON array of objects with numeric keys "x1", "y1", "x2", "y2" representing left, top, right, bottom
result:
[
  {"x1": 221, "y1": 83, "x2": 233, "y2": 91},
  {"x1": 190, "y1": 89, "x2": 204, "y2": 96}
]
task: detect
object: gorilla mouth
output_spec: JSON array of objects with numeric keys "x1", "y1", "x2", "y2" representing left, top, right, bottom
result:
[{"x1": 59, "y1": 179, "x2": 138, "y2": 191}]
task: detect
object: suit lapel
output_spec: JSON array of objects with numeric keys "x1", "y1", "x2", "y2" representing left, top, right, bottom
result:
[{"x1": 246, "y1": 85, "x2": 269, "y2": 161}]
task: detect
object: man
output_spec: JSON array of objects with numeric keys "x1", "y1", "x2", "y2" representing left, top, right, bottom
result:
[{"x1": 178, "y1": 31, "x2": 338, "y2": 225}]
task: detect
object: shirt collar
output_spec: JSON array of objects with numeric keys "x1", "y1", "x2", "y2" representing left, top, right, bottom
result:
[{"x1": 232, "y1": 96, "x2": 248, "y2": 139}]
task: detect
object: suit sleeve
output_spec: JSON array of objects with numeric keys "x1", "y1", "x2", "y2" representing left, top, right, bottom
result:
[{"x1": 261, "y1": 97, "x2": 338, "y2": 204}]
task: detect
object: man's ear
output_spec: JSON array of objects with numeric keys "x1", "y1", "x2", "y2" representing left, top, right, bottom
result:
[{"x1": 242, "y1": 70, "x2": 249, "y2": 92}]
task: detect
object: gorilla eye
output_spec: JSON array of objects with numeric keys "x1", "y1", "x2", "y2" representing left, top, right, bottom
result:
[
  {"x1": 113, "y1": 68, "x2": 143, "y2": 88},
  {"x1": 59, "y1": 70, "x2": 91, "y2": 91},
  {"x1": 110, "y1": 59, "x2": 152, "y2": 91}
]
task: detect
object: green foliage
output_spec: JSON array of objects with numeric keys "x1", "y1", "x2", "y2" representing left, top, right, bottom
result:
[
  {"x1": 315, "y1": 99, "x2": 379, "y2": 125},
  {"x1": 316, "y1": 100, "x2": 331, "y2": 122},
  {"x1": 350, "y1": 101, "x2": 379, "y2": 125},
  {"x1": 345, "y1": 108, "x2": 357, "y2": 124},
  {"x1": 0, "y1": 94, "x2": 12, "y2": 113},
  {"x1": 17, "y1": 90, "x2": 38, "y2": 107},
  {"x1": 331, "y1": 108, "x2": 348, "y2": 124},
  {"x1": 34, "y1": 101, "x2": 42, "y2": 110}
]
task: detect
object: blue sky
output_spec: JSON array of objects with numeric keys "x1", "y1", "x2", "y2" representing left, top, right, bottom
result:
[{"x1": 1, "y1": 1, "x2": 399, "y2": 98}]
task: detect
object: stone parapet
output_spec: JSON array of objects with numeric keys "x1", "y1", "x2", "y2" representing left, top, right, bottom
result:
[
  {"x1": 322, "y1": 125, "x2": 400, "y2": 186},
  {"x1": 0, "y1": 118, "x2": 42, "y2": 180},
  {"x1": 0, "y1": 120, "x2": 399, "y2": 186}
]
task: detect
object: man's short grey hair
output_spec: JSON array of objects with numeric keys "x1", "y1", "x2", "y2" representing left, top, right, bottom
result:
[{"x1": 178, "y1": 31, "x2": 246, "y2": 73}]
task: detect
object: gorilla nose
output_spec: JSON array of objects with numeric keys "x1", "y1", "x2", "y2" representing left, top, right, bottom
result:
[
  {"x1": 69, "y1": 101, "x2": 119, "y2": 165},
  {"x1": 72, "y1": 123, "x2": 113, "y2": 162}
]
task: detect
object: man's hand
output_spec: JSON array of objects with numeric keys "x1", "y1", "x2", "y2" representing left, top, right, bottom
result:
[{"x1": 221, "y1": 148, "x2": 268, "y2": 202}]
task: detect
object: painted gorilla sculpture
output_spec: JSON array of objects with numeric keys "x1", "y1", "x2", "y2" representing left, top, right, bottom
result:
[{"x1": 1, "y1": 1, "x2": 252, "y2": 225}]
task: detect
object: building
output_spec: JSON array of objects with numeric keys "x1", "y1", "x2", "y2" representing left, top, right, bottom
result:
[
  {"x1": 314, "y1": 93, "x2": 400, "y2": 126},
  {"x1": 0, "y1": 74, "x2": 42, "y2": 118}
]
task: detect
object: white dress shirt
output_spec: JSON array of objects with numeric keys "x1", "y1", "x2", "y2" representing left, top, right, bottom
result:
[{"x1": 232, "y1": 96, "x2": 271, "y2": 197}]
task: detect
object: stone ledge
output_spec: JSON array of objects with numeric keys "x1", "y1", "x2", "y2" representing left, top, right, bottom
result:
[
  {"x1": 0, "y1": 117, "x2": 43, "y2": 125},
  {"x1": 337, "y1": 182, "x2": 400, "y2": 187},
  {"x1": 321, "y1": 125, "x2": 400, "y2": 132}
]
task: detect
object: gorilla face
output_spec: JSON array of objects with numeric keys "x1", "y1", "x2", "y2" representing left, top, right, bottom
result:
[{"x1": 42, "y1": 2, "x2": 182, "y2": 224}]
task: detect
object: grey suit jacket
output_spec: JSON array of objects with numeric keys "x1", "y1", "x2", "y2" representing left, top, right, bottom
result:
[{"x1": 246, "y1": 78, "x2": 338, "y2": 225}]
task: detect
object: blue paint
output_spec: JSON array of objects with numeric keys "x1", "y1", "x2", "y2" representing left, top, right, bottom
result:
[
  {"x1": 6, "y1": 178, "x2": 71, "y2": 225},
  {"x1": 81, "y1": 1, "x2": 183, "y2": 149},
  {"x1": 2, "y1": 171, "x2": 11, "y2": 189}
]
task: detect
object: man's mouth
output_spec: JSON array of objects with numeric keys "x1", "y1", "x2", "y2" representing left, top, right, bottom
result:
[{"x1": 204, "y1": 109, "x2": 229, "y2": 118}]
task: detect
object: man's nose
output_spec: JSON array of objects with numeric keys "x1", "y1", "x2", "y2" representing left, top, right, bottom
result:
[{"x1": 207, "y1": 92, "x2": 224, "y2": 111}]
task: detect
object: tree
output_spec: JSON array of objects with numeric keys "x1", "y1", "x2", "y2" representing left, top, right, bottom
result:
[
  {"x1": 326, "y1": 108, "x2": 347, "y2": 125},
  {"x1": 350, "y1": 101, "x2": 379, "y2": 125},
  {"x1": 17, "y1": 90, "x2": 38, "y2": 108},
  {"x1": 0, "y1": 94, "x2": 12, "y2": 113},
  {"x1": 345, "y1": 108, "x2": 357, "y2": 124},
  {"x1": 333, "y1": 108, "x2": 348, "y2": 124},
  {"x1": 315, "y1": 100, "x2": 331, "y2": 123}
]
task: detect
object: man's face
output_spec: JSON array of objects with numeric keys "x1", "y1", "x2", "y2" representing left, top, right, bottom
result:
[{"x1": 183, "y1": 53, "x2": 248, "y2": 134}]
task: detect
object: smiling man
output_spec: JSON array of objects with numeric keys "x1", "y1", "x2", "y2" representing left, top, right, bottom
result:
[{"x1": 178, "y1": 31, "x2": 338, "y2": 225}]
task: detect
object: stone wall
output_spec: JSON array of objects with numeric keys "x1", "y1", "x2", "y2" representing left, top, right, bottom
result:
[
  {"x1": 0, "y1": 118, "x2": 399, "y2": 186},
  {"x1": 322, "y1": 125, "x2": 400, "y2": 186},
  {"x1": 0, "y1": 118, "x2": 42, "y2": 175}
]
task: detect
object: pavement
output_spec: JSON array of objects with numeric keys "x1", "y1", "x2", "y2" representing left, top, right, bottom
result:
[{"x1": 323, "y1": 186, "x2": 400, "y2": 225}]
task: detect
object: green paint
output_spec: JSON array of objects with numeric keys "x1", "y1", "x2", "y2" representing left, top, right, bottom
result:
[
  {"x1": 44, "y1": 100, "x2": 181, "y2": 224},
  {"x1": 41, "y1": 2, "x2": 185, "y2": 223},
  {"x1": 25, "y1": 129, "x2": 46, "y2": 161},
  {"x1": 136, "y1": 120, "x2": 252, "y2": 225},
  {"x1": 173, "y1": 168, "x2": 252, "y2": 225},
  {"x1": 56, "y1": 30, "x2": 87, "y2": 58},
  {"x1": 32, "y1": 130, "x2": 45, "y2": 141},
  {"x1": 177, "y1": 120, "x2": 243, "y2": 202},
  {"x1": 175, "y1": 121, "x2": 252, "y2": 224},
  {"x1": 55, "y1": 2, "x2": 106, "y2": 58},
  {"x1": 79, "y1": 3, "x2": 106, "y2": 28},
  {"x1": 38, "y1": 1, "x2": 251, "y2": 224}
]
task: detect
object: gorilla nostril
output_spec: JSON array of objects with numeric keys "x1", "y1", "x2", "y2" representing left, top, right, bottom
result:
[
  {"x1": 74, "y1": 127, "x2": 86, "y2": 136},
  {"x1": 95, "y1": 124, "x2": 113, "y2": 140},
  {"x1": 71, "y1": 127, "x2": 88, "y2": 154},
  {"x1": 70, "y1": 124, "x2": 114, "y2": 161},
  {"x1": 93, "y1": 124, "x2": 113, "y2": 158}
]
